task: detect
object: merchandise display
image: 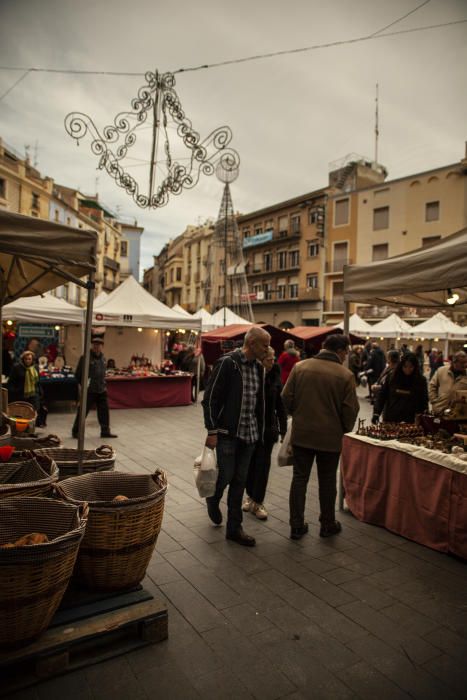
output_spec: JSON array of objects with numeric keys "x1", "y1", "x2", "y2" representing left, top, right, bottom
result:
[
  {"x1": 105, "y1": 354, "x2": 191, "y2": 379},
  {"x1": 356, "y1": 418, "x2": 467, "y2": 457}
]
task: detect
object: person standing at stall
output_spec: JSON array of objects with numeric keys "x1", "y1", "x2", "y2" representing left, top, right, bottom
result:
[
  {"x1": 372, "y1": 352, "x2": 428, "y2": 424},
  {"x1": 281, "y1": 334, "x2": 359, "y2": 540},
  {"x1": 428, "y1": 350, "x2": 467, "y2": 416},
  {"x1": 72, "y1": 337, "x2": 117, "y2": 439},
  {"x1": 243, "y1": 346, "x2": 287, "y2": 520}
]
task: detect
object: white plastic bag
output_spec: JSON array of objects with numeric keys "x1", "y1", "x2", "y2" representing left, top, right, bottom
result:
[
  {"x1": 194, "y1": 445, "x2": 218, "y2": 498},
  {"x1": 277, "y1": 420, "x2": 293, "y2": 467}
]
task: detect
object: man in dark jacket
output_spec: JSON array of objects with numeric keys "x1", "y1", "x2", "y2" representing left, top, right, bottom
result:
[
  {"x1": 202, "y1": 326, "x2": 270, "y2": 546},
  {"x1": 72, "y1": 337, "x2": 117, "y2": 439}
]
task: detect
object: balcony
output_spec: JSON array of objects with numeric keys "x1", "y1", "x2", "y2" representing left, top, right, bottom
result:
[
  {"x1": 102, "y1": 279, "x2": 117, "y2": 292},
  {"x1": 247, "y1": 262, "x2": 299, "y2": 276},
  {"x1": 298, "y1": 287, "x2": 321, "y2": 302},
  {"x1": 324, "y1": 299, "x2": 345, "y2": 313},
  {"x1": 325, "y1": 258, "x2": 352, "y2": 274},
  {"x1": 103, "y1": 256, "x2": 120, "y2": 272}
]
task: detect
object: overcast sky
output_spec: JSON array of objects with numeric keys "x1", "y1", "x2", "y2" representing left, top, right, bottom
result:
[{"x1": 1, "y1": 0, "x2": 466, "y2": 275}]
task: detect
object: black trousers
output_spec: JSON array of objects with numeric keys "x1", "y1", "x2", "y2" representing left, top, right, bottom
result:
[
  {"x1": 72, "y1": 390, "x2": 110, "y2": 435},
  {"x1": 246, "y1": 433, "x2": 276, "y2": 504},
  {"x1": 289, "y1": 445, "x2": 340, "y2": 528}
]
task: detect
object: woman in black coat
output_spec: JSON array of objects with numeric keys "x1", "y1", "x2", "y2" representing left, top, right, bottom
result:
[
  {"x1": 373, "y1": 352, "x2": 428, "y2": 424},
  {"x1": 7, "y1": 350, "x2": 42, "y2": 413},
  {"x1": 243, "y1": 347, "x2": 288, "y2": 520}
]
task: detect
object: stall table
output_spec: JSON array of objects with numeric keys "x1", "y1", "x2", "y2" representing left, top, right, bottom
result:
[
  {"x1": 341, "y1": 433, "x2": 467, "y2": 559},
  {"x1": 40, "y1": 375, "x2": 78, "y2": 403},
  {"x1": 106, "y1": 374, "x2": 192, "y2": 409}
]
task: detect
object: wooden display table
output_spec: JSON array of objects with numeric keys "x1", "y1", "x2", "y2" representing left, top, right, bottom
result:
[
  {"x1": 106, "y1": 373, "x2": 192, "y2": 409},
  {"x1": 341, "y1": 433, "x2": 467, "y2": 559}
]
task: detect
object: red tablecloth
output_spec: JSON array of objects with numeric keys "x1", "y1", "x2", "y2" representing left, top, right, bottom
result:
[
  {"x1": 106, "y1": 375, "x2": 192, "y2": 409},
  {"x1": 341, "y1": 434, "x2": 467, "y2": 559}
]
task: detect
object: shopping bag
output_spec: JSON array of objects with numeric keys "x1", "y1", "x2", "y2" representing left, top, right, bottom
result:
[
  {"x1": 277, "y1": 420, "x2": 293, "y2": 467},
  {"x1": 194, "y1": 445, "x2": 218, "y2": 498}
]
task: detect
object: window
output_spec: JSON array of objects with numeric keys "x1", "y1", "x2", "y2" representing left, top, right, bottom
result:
[
  {"x1": 170, "y1": 269, "x2": 174, "y2": 283},
  {"x1": 243, "y1": 227, "x2": 251, "y2": 238},
  {"x1": 253, "y1": 252, "x2": 262, "y2": 272},
  {"x1": 372, "y1": 243, "x2": 388, "y2": 261},
  {"x1": 331, "y1": 281, "x2": 344, "y2": 311},
  {"x1": 254, "y1": 226, "x2": 263, "y2": 236},
  {"x1": 422, "y1": 236, "x2": 441, "y2": 248},
  {"x1": 289, "y1": 283, "x2": 298, "y2": 299},
  {"x1": 278, "y1": 215, "x2": 288, "y2": 233},
  {"x1": 66, "y1": 216, "x2": 71, "y2": 226},
  {"x1": 334, "y1": 198, "x2": 349, "y2": 226},
  {"x1": 308, "y1": 210, "x2": 318, "y2": 225},
  {"x1": 306, "y1": 274, "x2": 318, "y2": 289},
  {"x1": 176, "y1": 267, "x2": 182, "y2": 281},
  {"x1": 0, "y1": 178, "x2": 5, "y2": 199},
  {"x1": 289, "y1": 250, "x2": 299, "y2": 267},
  {"x1": 263, "y1": 252, "x2": 272, "y2": 271},
  {"x1": 307, "y1": 240, "x2": 319, "y2": 257},
  {"x1": 120, "y1": 240, "x2": 128, "y2": 256},
  {"x1": 278, "y1": 251, "x2": 287, "y2": 270},
  {"x1": 373, "y1": 206, "x2": 389, "y2": 230},
  {"x1": 31, "y1": 192, "x2": 40, "y2": 210},
  {"x1": 332, "y1": 242, "x2": 348, "y2": 272},
  {"x1": 54, "y1": 210, "x2": 59, "y2": 222},
  {"x1": 277, "y1": 283, "x2": 286, "y2": 300},
  {"x1": 425, "y1": 201, "x2": 440, "y2": 222},
  {"x1": 291, "y1": 214, "x2": 301, "y2": 233},
  {"x1": 263, "y1": 282, "x2": 273, "y2": 300}
]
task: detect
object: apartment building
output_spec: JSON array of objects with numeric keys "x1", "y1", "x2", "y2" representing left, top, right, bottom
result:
[
  {"x1": 238, "y1": 189, "x2": 327, "y2": 327},
  {"x1": 181, "y1": 221, "x2": 215, "y2": 312},
  {"x1": 78, "y1": 196, "x2": 122, "y2": 295},
  {"x1": 163, "y1": 234, "x2": 184, "y2": 307},
  {"x1": 0, "y1": 138, "x2": 53, "y2": 218},
  {"x1": 119, "y1": 220, "x2": 144, "y2": 281}
]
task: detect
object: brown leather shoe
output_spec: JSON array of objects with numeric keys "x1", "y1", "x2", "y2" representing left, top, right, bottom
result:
[
  {"x1": 226, "y1": 527, "x2": 256, "y2": 547},
  {"x1": 320, "y1": 520, "x2": 342, "y2": 538}
]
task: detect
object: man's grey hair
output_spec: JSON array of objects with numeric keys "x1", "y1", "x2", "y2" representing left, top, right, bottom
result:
[
  {"x1": 453, "y1": 350, "x2": 467, "y2": 360},
  {"x1": 244, "y1": 326, "x2": 270, "y2": 344}
]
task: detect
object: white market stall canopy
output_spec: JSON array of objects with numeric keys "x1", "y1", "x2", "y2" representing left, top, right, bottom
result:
[
  {"x1": 192, "y1": 307, "x2": 217, "y2": 331},
  {"x1": 334, "y1": 313, "x2": 373, "y2": 334},
  {"x1": 0, "y1": 210, "x2": 97, "y2": 303},
  {"x1": 91, "y1": 275, "x2": 201, "y2": 330},
  {"x1": 369, "y1": 313, "x2": 413, "y2": 338},
  {"x1": 211, "y1": 307, "x2": 253, "y2": 327},
  {"x1": 3, "y1": 293, "x2": 84, "y2": 324},
  {"x1": 343, "y1": 227, "x2": 467, "y2": 307},
  {"x1": 94, "y1": 290, "x2": 108, "y2": 307},
  {"x1": 408, "y1": 312, "x2": 466, "y2": 340},
  {"x1": 171, "y1": 304, "x2": 192, "y2": 317}
]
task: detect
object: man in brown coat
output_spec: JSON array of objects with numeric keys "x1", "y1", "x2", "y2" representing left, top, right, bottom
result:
[{"x1": 281, "y1": 334, "x2": 359, "y2": 540}]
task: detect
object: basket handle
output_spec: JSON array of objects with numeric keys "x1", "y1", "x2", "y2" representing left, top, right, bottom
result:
[
  {"x1": 78, "y1": 502, "x2": 89, "y2": 521},
  {"x1": 52, "y1": 481, "x2": 66, "y2": 499},
  {"x1": 46, "y1": 435, "x2": 61, "y2": 447},
  {"x1": 96, "y1": 445, "x2": 114, "y2": 457}
]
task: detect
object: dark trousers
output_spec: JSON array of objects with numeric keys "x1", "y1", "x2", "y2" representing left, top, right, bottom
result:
[
  {"x1": 289, "y1": 445, "x2": 340, "y2": 528},
  {"x1": 206, "y1": 435, "x2": 256, "y2": 536},
  {"x1": 246, "y1": 433, "x2": 275, "y2": 504},
  {"x1": 72, "y1": 390, "x2": 110, "y2": 435}
]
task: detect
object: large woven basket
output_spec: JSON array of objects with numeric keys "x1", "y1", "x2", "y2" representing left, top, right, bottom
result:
[
  {"x1": 0, "y1": 452, "x2": 59, "y2": 499},
  {"x1": 2, "y1": 401, "x2": 37, "y2": 435},
  {"x1": 11, "y1": 433, "x2": 62, "y2": 450},
  {"x1": 34, "y1": 445, "x2": 115, "y2": 481},
  {"x1": 54, "y1": 470, "x2": 167, "y2": 591},
  {"x1": 0, "y1": 496, "x2": 87, "y2": 648}
]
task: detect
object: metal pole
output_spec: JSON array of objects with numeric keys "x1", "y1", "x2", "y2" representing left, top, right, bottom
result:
[
  {"x1": 77, "y1": 271, "x2": 95, "y2": 473},
  {"x1": 339, "y1": 300, "x2": 351, "y2": 511},
  {"x1": 223, "y1": 184, "x2": 228, "y2": 326}
]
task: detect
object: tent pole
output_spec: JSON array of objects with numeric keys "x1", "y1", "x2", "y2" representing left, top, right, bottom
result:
[
  {"x1": 339, "y1": 301, "x2": 351, "y2": 511},
  {"x1": 77, "y1": 272, "x2": 95, "y2": 472},
  {"x1": 444, "y1": 337, "x2": 449, "y2": 361}
]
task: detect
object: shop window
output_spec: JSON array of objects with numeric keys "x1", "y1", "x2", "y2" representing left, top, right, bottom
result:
[
  {"x1": 425, "y1": 201, "x2": 440, "y2": 222},
  {"x1": 373, "y1": 206, "x2": 389, "y2": 230},
  {"x1": 372, "y1": 243, "x2": 388, "y2": 261},
  {"x1": 334, "y1": 198, "x2": 349, "y2": 226}
]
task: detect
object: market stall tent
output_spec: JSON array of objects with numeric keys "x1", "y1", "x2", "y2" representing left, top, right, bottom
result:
[
  {"x1": 210, "y1": 307, "x2": 253, "y2": 327},
  {"x1": 334, "y1": 313, "x2": 374, "y2": 335},
  {"x1": 3, "y1": 293, "x2": 85, "y2": 324},
  {"x1": 369, "y1": 313, "x2": 413, "y2": 339},
  {"x1": 171, "y1": 304, "x2": 192, "y2": 317},
  {"x1": 192, "y1": 307, "x2": 217, "y2": 331},
  {"x1": 201, "y1": 323, "x2": 298, "y2": 365},
  {"x1": 0, "y1": 209, "x2": 97, "y2": 456},
  {"x1": 93, "y1": 290, "x2": 108, "y2": 307},
  {"x1": 408, "y1": 312, "x2": 466, "y2": 340},
  {"x1": 288, "y1": 326, "x2": 364, "y2": 354}
]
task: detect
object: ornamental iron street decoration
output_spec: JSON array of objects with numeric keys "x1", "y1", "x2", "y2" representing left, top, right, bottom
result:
[{"x1": 64, "y1": 70, "x2": 240, "y2": 209}]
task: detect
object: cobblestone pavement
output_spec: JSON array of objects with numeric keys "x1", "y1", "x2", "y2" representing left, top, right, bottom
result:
[{"x1": 7, "y1": 389, "x2": 467, "y2": 699}]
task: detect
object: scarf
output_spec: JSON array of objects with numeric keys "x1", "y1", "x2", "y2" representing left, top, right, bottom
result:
[{"x1": 24, "y1": 365, "x2": 38, "y2": 396}]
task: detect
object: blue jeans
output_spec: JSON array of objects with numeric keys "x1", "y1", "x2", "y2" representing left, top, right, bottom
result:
[{"x1": 207, "y1": 435, "x2": 256, "y2": 535}]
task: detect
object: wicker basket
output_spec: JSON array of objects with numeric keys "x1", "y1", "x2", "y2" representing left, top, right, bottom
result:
[
  {"x1": 0, "y1": 496, "x2": 87, "y2": 648},
  {"x1": 0, "y1": 452, "x2": 59, "y2": 499},
  {"x1": 11, "y1": 433, "x2": 62, "y2": 450},
  {"x1": 0, "y1": 423, "x2": 11, "y2": 447},
  {"x1": 34, "y1": 445, "x2": 115, "y2": 481},
  {"x1": 2, "y1": 401, "x2": 37, "y2": 435},
  {"x1": 54, "y1": 470, "x2": 167, "y2": 591}
]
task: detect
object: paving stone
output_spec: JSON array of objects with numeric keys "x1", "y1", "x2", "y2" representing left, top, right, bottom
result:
[
  {"x1": 35, "y1": 669, "x2": 94, "y2": 700},
  {"x1": 191, "y1": 668, "x2": 255, "y2": 700},
  {"x1": 336, "y1": 660, "x2": 412, "y2": 699},
  {"x1": 422, "y1": 652, "x2": 467, "y2": 695},
  {"x1": 379, "y1": 601, "x2": 440, "y2": 637},
  {"x1": 221, "y1": 601, "x2": 275, "y2": 635},
  {"x1": 423, "y1": 626, "x2": 467, "y2": 657},
  {"x1": 252, "y1": 568, "x2": 299, "y2": 596},
  {"x1": 145, "y1": 557, "x2": 184, "y2": 585},
  {"x1": 338, "y1": 578, "x2": 396, "y2": 610},
  {"x1": 180, "y1": 565, "x2": 241, "y2": 609},
  {"x1": 321, "y1": 567, "x2": 363, "y2": 585},
  {"x1": 159, "y1": 579, "x2": 226, "y2": 632},
  {"x1": 202, "y1": 622, "x2": 268, "y2": 669},
  {"x1": 135, "y1": 661, "x2": 202, "y2": 700}
]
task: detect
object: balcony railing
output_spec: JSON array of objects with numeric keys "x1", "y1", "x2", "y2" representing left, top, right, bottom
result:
[
  {"x1": 325, "y1": 258, "x2": 352, "y2": 273},
  {"x1": 103, "y1": 256, "x2": 120, "y2": 272},
  {"x1": 324, "y1": 299, "x2": 345, "y2": 312},
  {"x1": 298, "y1": 287, "x2": 321, "y2": 301},
  {"x1": 247, "y1": 262, "x2": 300, "y2": 275}
]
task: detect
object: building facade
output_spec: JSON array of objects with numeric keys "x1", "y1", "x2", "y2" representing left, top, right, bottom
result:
[
  {"x1": 0, "y1": 138, "x2": 53, "y2": 219},
  {"x1": 119, "y1": 220, "x2": 144, "y2": 281}
]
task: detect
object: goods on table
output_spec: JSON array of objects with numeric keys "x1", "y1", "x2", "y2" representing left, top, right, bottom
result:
[
  {"x1": 0, "y1": 496, "x2": 87, "y2": 648},
  {"x1": 356, "y1": 419, "x2": 466, "y2": 456},
  {"x1": 106, "y1": 355, "x2": 191, "y2": 378}
]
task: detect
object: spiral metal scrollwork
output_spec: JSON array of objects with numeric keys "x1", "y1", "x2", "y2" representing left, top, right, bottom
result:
[{"x1": 64, "y1": 70, "x2": 240, "y2": 209}]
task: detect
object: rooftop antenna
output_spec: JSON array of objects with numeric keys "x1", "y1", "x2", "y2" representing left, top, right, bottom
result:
[
  {"x1": 33, "y1": 140, "x2": 39, "y2": 168},
  {"x1": 374, "y1": 83, "x2": 379, "y2": 164}
]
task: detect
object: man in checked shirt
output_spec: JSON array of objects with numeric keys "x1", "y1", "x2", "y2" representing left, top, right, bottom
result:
[{"x1": 202, "y1": 326, "x2": 270, "y2": 546}]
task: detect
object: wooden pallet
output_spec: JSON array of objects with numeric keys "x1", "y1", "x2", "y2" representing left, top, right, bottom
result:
[{"x1": 0, "y1": 595, "x2": 168, "y2": 693}]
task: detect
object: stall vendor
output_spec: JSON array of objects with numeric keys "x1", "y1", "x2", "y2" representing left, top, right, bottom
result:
[{"x1": 429, "y1": 351, "x2": 467, "y2": 416}]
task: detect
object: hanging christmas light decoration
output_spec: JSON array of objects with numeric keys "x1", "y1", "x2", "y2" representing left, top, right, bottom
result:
[{"x1": 64, "y1": 70, "x2": 240, "y2": 209}]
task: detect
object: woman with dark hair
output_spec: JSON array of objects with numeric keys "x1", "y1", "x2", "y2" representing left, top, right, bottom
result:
[{"x1": 372, "y1": 352, "x2": 428, "y2": 424}]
